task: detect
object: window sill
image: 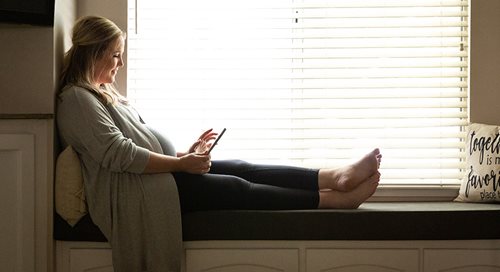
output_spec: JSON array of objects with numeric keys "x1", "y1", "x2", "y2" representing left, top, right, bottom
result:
[{"x1": 370, "y1": 184, "x2": 460, "y2": 202}]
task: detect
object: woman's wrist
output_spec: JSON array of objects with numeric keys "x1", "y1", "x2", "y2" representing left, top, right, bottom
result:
[
  {"x1": 144, "y1": 152, "x2": 181, "y2": 173},
  {"x1": 176, "y1": 151, "x2": 187, "y2": 157}
]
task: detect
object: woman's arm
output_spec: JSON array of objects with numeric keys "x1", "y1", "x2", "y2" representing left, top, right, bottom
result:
[
  {"x1": 143, "y1": 151, "x2": 211, "y2": 174},
  {"x1": 58, "y1": 87, "x2": 150, "y2": 173}
]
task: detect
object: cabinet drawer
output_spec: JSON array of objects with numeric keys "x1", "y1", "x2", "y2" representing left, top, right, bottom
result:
[
  {"x1": 69, "y1": 248, "x2": 113, "y2": 272},
  {"x1": 186, "y1": 248, "x2": 298, "y2": 272},
  {"x1": 306, "y1": 248, "x2": 419, "y2": 272},
  {"x1": 424, "y1": 249, "x2": 500, "y2": 272}
]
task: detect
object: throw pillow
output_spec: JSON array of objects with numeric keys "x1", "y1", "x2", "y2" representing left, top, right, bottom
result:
[
  {"x1": 455, "y1": 123, "x2": 500, "y2": 202},
  {"x1": 55, "y1": 145, "x2": 87, "y2": 226}
]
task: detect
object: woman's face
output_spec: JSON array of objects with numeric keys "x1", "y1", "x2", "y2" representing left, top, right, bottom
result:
[{"x1": 93, "y1": 36, "x2": 125, "y2": 87}]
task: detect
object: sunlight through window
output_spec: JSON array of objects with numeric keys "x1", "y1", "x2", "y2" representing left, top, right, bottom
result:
[{"x1": 127, "y1": 0, "x2": 469, "y2": 186}]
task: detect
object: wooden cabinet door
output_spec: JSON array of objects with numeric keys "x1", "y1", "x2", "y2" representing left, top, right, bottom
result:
[
  {"x1": 69, "y1": 249, "x2": 114, "y2": 272},
  {"x1": 424, "y1": 249, "x2": 500, "y2": 272},
  {"x1": 186, "y1": 249, "x2": 299, "y2": 272},
  {"x1": 0, "y1": 134, "x2": 35, "y2": 272},
  {"x1": 306, "y1": 249, "x2": 420, "y2": 272}
]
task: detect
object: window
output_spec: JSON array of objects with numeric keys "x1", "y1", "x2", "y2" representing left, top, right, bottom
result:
[{"x1": 127, "y1": 0, "x2": 468, "y2": 188}]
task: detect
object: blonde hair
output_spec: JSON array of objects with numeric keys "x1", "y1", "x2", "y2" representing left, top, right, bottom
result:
[{"x1": 59, "y1": 15, "x2": 127, "y2": 104}]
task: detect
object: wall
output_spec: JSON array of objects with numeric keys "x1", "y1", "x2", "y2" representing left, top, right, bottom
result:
[
  {"x1": 0, "y1": 24, "x2": 54, "y2": 114},
  {"x1": 53, "y1": 0, "x2": 77, "y2": 95},
  {"x1": 0, "y1": 1, "x2": 76, "y2": 115},
  {"x1": 469, "y1": 0, "x2": 500, "y2": 125}
]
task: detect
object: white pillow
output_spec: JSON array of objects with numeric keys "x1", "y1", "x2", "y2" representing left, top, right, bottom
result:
[
  {"x1": 55, "y1": 145, "x2": 88, "y2": 226},
  {"x1": 455, "y1": 123, "x2": 500, "y2": 202}
]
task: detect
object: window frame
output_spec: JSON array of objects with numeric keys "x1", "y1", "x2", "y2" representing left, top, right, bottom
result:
[{"x1": 124, "y1": 0, "x2": 470, "y2": 201}]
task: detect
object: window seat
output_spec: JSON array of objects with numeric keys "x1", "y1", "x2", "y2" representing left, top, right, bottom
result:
[{"x1": 54, "y1": 202, "x2": 500, "y2": 242}]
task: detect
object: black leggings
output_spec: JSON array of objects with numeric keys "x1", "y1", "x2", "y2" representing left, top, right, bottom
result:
[{"x1": 173, "y1": 160, "x2": 320, "y2": 213}]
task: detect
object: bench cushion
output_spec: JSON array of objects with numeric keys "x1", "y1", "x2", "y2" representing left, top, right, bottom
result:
[{"x1": 54, "y1": 202, "x2": 500, "y2": 242}]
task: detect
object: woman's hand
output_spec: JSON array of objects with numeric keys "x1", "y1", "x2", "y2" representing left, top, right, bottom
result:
[
  {"x1": 187, "y1": 128, "x2": 218, "y2": 155},
  {"x1": 145, "y1": 128, "x2": 218, "y2": 174},
  {"x1": 177, "y1": 153, "x2": 211, "y2": 174}
]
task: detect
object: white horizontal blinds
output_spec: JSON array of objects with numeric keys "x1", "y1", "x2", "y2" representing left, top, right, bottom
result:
[{"x1": 127, "y1": 0, "x2": 468, "y2": 185}]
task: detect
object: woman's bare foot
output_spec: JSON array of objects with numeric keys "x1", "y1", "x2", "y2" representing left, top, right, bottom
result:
[
  {"x1": 318, "y1": 148, "x2": 381, "y2": 192},
  {"x1": 318, "y1": 171, "x2": 380, "y2": 209}
]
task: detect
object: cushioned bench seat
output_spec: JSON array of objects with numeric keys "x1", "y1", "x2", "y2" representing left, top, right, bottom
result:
[{"x1": 54, "y1": 202, "x2": 500, "y2": 242}]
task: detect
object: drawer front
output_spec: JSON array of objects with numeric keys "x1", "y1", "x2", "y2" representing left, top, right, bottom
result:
[
  {"x1": 424, "y1": 249, "x2": 500, "y2": 272},
  {"x1": 306, "y1": 248, "x2": 419, "y2": 272},
  {"x1": 70, "y1": 248, "x2": 113, "y2": 272},
  {"x1": 186, "y1": 248, "x2": 299, "y2": 272}
]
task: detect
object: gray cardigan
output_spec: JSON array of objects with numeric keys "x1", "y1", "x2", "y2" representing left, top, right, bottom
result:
[{"x1": 57, "y1": 86, "x2": 182, "y2": 272}]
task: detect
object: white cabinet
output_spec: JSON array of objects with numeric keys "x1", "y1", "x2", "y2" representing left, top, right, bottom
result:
[
  {"x1": 186, "y1": 249, "x2": 298, "y2": 272},
  {"x1": 56, "y1": 240, "x2": 500, "y2": 272},
  {"x1": 0, "y1": 119, "x2": 54, "y2": 272},
  {"x1": 56, "y1": 241, "x2": 113, "y2": 272},
  {"x1": 0, "y1": 134, "x2": 35, "y2": 272},
  {"x1": 306, "y1": 249, "x2": 419, "y2": 272},
  {"x1": 69, "y1": 249, "x2": 114, "y2": 272},
  {"x1": 424, "y1": 249, "x2": 500, "y2": 272}
]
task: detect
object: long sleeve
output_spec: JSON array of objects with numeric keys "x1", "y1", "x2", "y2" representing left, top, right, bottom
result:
[{"x1": 57, "y1": 86, "x2": 150, "y2": 173}]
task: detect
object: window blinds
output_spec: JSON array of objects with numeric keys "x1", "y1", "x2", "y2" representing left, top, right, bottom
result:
[{"x1": 127, "y1": 0, "x2": 468, "y2": 185}]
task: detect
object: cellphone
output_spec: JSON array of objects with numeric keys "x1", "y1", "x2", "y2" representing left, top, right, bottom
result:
[{"x1": 207, "y1": 128, "x2": 226, "y2": 154}]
